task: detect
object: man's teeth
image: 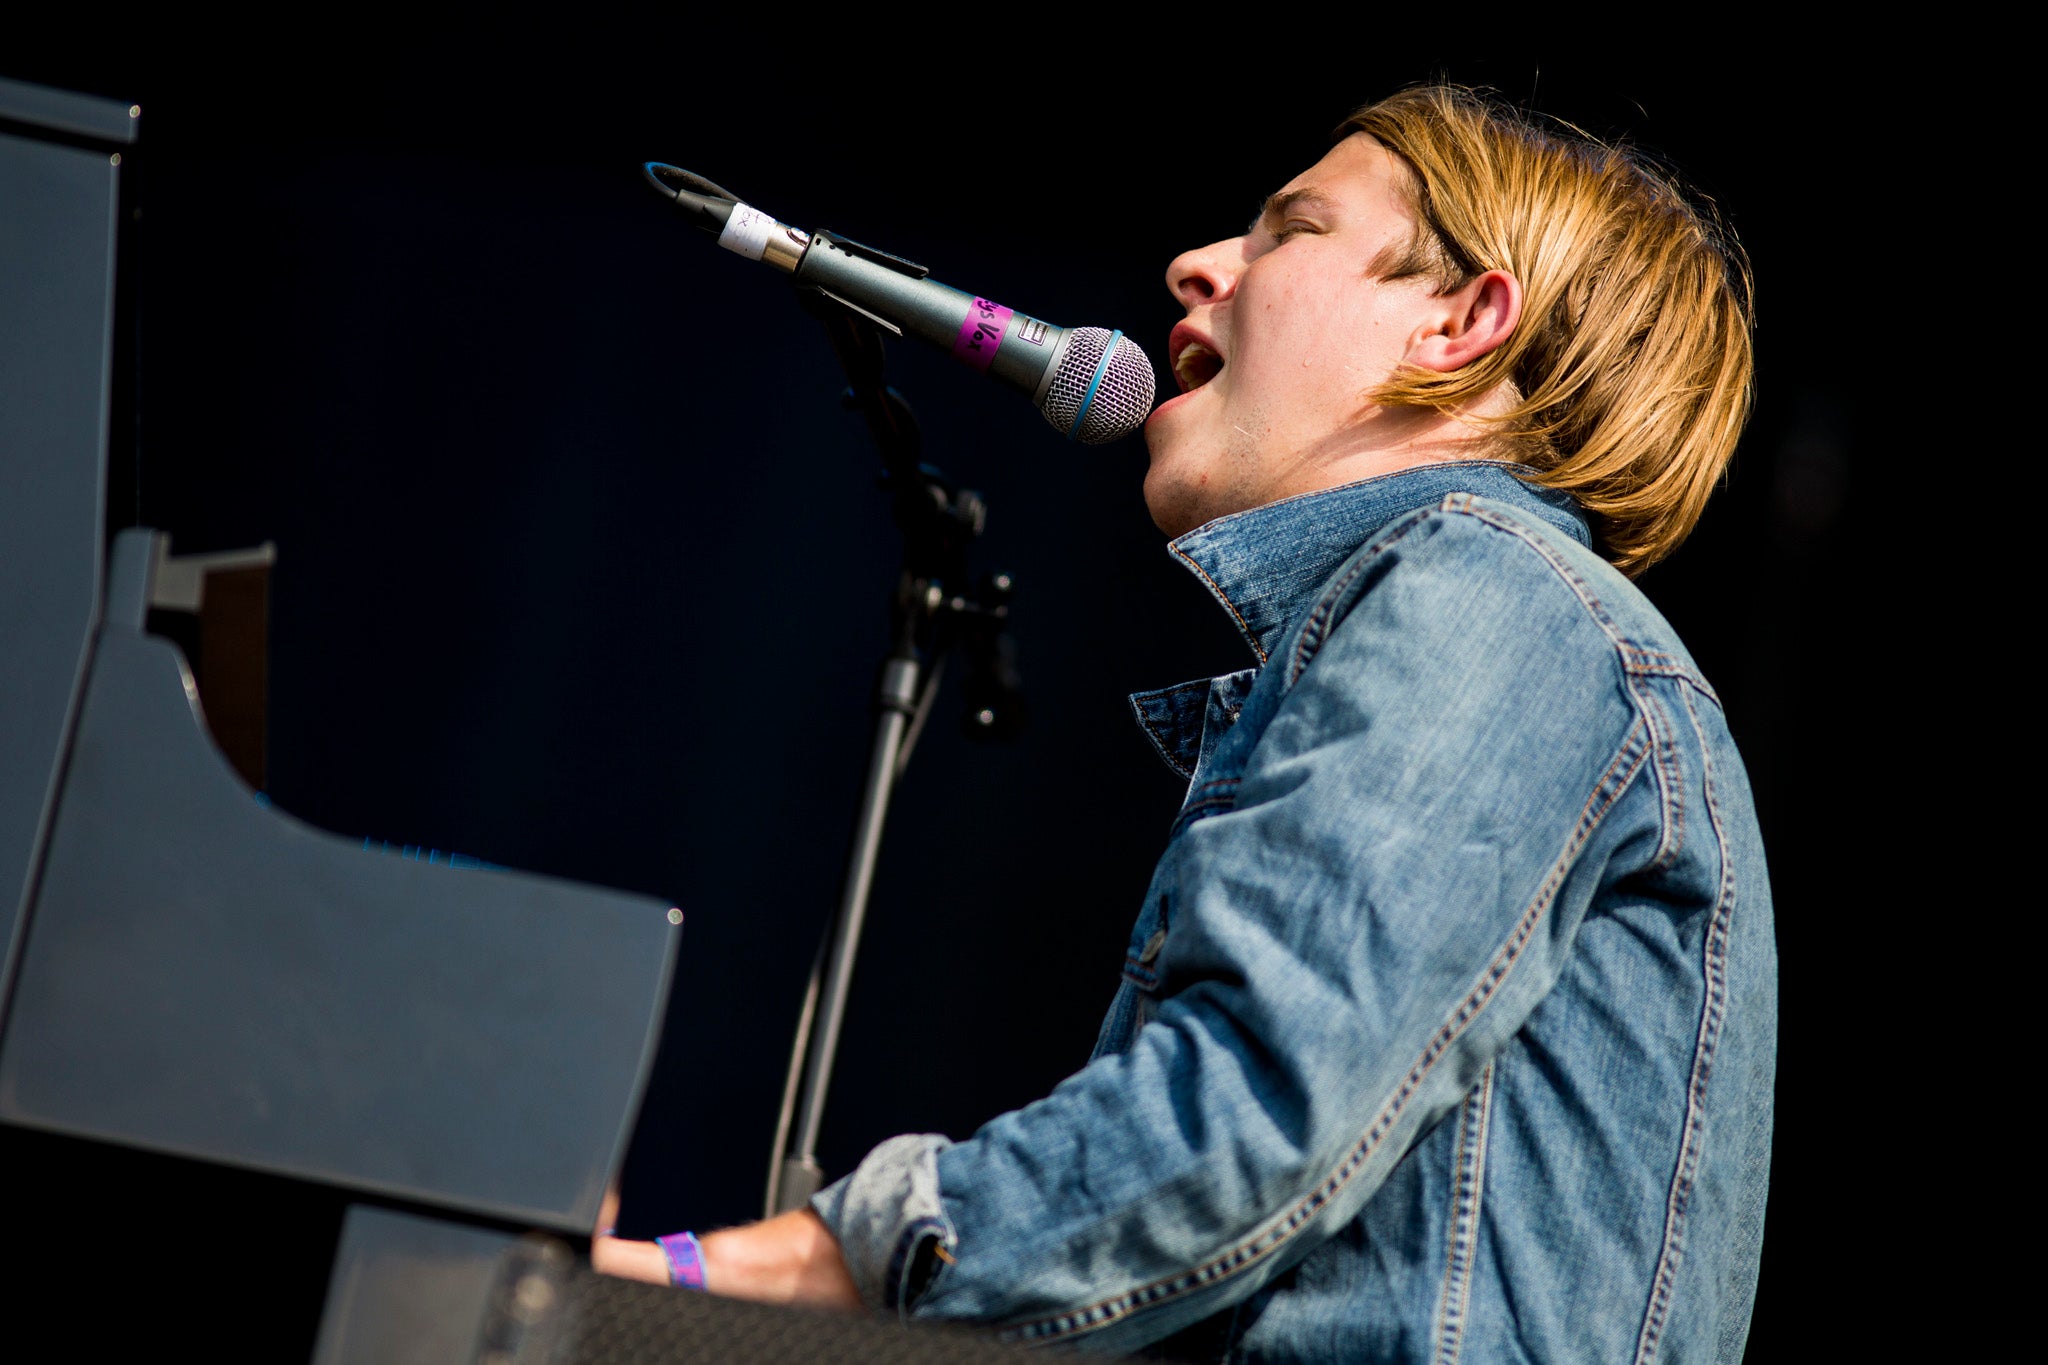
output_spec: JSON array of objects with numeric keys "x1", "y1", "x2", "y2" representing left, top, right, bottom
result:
[{"x1": 1174, "y1": 341, "x2": 1222, "y2": 393}]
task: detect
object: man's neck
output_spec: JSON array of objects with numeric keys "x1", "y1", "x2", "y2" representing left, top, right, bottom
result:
[{"x1": 1256, "y1": 409, "x2": 1518, "y2": 511}]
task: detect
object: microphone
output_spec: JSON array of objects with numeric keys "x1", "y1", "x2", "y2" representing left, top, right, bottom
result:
[{"x1": 643, "y1": 163, "x2": 1154, "y2": 445}]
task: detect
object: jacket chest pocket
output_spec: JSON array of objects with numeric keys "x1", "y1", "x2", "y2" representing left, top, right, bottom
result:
[
  {"x1": 1089, "y1": 886, "x2": 1177, "y2": 1062},
  {"x1": 1188, "y1": 668, "x2": 1257, "y2": 785},
  {"x1": 1120, "y1": 893, "x2": 1173, "y2": 1032}
]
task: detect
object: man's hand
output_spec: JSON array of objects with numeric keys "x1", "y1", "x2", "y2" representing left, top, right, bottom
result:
[{"x1": 592, "y1": 1209, "x2": 863, "y2": 1311}]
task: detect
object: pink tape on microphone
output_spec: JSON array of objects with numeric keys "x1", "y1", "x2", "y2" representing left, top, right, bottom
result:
[{"x1": 953, "y1": 298, "x2": 1013, "y2": 371}]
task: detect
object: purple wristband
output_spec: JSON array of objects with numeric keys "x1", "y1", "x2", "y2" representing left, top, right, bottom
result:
[{"x1": 657, "y1": 1231, "x2": 707, "y2": 1290}]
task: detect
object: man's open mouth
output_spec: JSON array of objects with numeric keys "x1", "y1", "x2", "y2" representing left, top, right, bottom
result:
[{"x1": 1173, "y1": 339, "x2": 1223, "y2": 394}]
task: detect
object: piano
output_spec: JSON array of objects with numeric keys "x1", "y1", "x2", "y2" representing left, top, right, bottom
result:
[{"x1": 2, "y1": 74, "x2": 1048, "y2": 1365}]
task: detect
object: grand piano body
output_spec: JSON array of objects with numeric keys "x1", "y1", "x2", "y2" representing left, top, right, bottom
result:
[
  {"x1": 0, "y1": 77, "x2": 680, "y2": 1361},
  {"x1": 1, "y1": 76, "x2": 1058, "y2": 1364}
]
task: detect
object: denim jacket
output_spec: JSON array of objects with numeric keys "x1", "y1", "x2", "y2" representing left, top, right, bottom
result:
[{"x1": 814, "y1": 463, "x2": 1776, "y2": 1363}]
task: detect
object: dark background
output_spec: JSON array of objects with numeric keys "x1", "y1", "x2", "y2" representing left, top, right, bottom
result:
[{"x1": 7, "y1": 27, "x2": 1897, "y2": 1359}]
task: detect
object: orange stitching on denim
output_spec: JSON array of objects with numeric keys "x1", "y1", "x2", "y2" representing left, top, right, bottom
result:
[
  {"x1": 1170, "y1": 784, "x2": 1240, "y2": 837},
  {"x1": 1432, "y1": 1060, "x2": 1493, "y2": 1365},
  {"x1": 1418, "y1": 498, "x2": 1711, "y2": 877},
  {"x1": 1134, "y1": 700, "x2": 1196, "y2": 781},
  {"x1": 1170, "y1": 544, "x2": 1267, "y2": 664},
  {"x1": 1632, "y1": 688, "x2": 1738, "y2": 1365},
  {"x1": 1447, "y1": 503, "x2": 1722, "y2": 707},
  {"x1": 1287, "y1": 509, "x2": 1441, "y2": 685},
  {"x1": 1629, "y1": 675, "x2": 1685, "y2": 873},
  {"x1": 1432, "y1": 1089, "x2": 1474, "y2": 1358}
]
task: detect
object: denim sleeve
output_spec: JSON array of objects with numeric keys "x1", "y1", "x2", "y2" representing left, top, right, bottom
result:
[{"x1": 815, "y1": 513, "x2": 1649, "y2": 1352}]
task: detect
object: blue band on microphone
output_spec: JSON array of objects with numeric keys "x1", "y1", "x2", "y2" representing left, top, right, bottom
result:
[{"x1": 1068, "y1": 329, "x2": 1123, "y2": 439}]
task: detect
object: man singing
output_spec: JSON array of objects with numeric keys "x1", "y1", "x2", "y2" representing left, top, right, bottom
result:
[{"x1": 599, "y1": 83, "x2": 1774, "y2": 1363}]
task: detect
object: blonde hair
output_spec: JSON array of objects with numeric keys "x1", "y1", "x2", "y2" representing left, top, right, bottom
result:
[{"x1": 1344, "y1": 85, "x2": 1754, "y2": 575}]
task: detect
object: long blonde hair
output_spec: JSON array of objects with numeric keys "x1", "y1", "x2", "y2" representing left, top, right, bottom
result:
[{"x1": 1345, "y1": 85, "x2": 1754, "y2": 575}]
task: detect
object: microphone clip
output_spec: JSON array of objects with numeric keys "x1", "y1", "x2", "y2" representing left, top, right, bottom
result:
[
  {"x1": 808, "y1": 230, "x2": 930, "y2": 281},
  {"x1": 797, "y1": 232, "x2": 934, "y2": 338}
]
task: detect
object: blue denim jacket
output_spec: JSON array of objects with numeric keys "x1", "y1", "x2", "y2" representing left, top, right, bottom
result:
[{"x1": 815, "y1": 463, "x2": 1776, "y2": 1363}]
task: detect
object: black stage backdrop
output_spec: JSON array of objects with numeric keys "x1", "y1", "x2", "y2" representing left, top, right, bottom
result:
[{"x1": 6, "y1": 29, "x2": 1902, "y2": 1360}]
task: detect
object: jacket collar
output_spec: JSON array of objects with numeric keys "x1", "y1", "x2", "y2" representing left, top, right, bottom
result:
[{"x1": 1165, "y1": 461, "x2": 1591, "y2": 664}]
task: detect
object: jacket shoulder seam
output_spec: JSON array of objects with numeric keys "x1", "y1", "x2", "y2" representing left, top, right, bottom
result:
[
  {"x1": 1285, "y1": 496, "x2": 1715, "y2": 702},
  {"x1": 1440, "y1": 496, "x2": 1719, "y2": 700}
]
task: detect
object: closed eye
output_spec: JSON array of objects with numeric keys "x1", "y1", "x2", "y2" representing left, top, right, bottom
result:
[{"x1": 1252, "y1": 186, "x2": 1340, "y2": 241}]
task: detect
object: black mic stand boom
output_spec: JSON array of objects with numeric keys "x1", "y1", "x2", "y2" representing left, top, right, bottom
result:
[{"x1": 765, "y1": 291, "x2": 1024, "y2": 1216}]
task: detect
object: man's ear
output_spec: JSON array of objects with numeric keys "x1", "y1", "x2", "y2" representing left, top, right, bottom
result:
[{"x1": 1406, "y1": 269, "x2": 1521, "y2": 373}]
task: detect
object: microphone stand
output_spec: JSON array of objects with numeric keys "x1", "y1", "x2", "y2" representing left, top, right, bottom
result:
[{"x1": 765, "y1": 292, "x2": 1024, "y2": 1217}]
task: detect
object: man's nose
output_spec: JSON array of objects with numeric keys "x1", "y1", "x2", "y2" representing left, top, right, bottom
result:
[{"x1": 1166, "y1": 238, "x2": 1241, "y2": 309}]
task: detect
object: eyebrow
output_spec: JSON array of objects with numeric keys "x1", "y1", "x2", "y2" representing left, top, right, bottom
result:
[{"x1": 1249, "y1": 186, "x2": 1341, "y2": 235}]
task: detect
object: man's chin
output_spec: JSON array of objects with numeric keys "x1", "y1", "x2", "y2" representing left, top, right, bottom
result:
[
  {"x1": 1141, "y1": 457, "x2": 1220, "y2": 540},
  {"x1": 1139, "y1": 466, "x2": 1186, "y2": 538}
]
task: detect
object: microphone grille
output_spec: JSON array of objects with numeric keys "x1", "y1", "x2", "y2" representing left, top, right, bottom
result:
[{"x1": 1040, "y1": 328, "x2": 1156, "y2": 445}]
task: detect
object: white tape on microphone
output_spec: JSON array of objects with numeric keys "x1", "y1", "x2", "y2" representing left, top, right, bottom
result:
[{"x1": 717, "y1": 202, "x2": 777, "y2": 262}]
